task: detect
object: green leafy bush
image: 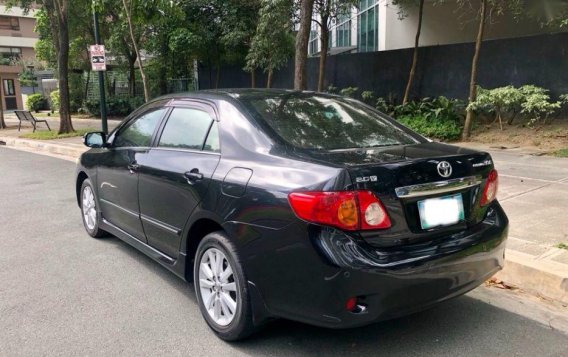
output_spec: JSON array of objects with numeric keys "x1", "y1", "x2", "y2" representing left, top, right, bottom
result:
[
  {"x1": 469, "y1": 85, "x2": 562, "y2": 125},
  {"x1": 25, "y1": 93, "x2": 49, "y2": 113},
  {"x1": 19, "y1": 68, "x2": 38, "y2": 88},
  {"x1": 375, "y1": 97, "x2": 394, "y2": 114},
  {"x1": 361, "y1": 91, "x2": 375, "y2": 105},
  {"x1": 398, "y1": 115, "x2": 462, "y2": 141},
  {"x1": 390, "y1": 96, "x2": 465, "y2": 121},
  {"x1": 326, "y1": 85, "x2": 339, "y2": 94},
  {"x1": 519, "y1": 85, "x2": 561, "y2": 123},
  {"x1": 49, "y1": 90, "x2": 60, "y2": 112},
  {"x1": 339, "y1": 87, "x2": 358, "y2": 98},
  {"x1": 85, "y1": 97, "x2": 144, "y2": 117}
]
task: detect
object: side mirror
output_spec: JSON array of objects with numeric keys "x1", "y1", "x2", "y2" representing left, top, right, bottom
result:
[{"x1": 83, "y1": 132, "x2": 107, "y2": 148}]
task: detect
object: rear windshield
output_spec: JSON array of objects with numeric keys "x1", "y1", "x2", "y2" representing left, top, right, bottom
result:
[{"x1": 240, "y1": 94, "x2": 419, "y2": 150}]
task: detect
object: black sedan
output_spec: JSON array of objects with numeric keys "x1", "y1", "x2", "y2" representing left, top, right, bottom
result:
[{"x1": 76, "y1": 89, "x2": 507, "y2": 341}]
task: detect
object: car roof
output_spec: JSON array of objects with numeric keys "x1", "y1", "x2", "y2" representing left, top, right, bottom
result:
[{"x1": 152, "y1": 88, "x2": 342, "y2": 104}]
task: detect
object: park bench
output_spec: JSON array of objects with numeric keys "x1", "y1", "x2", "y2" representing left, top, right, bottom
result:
[{"x1": 14, "y1": 110, "x2": 51, "y2": 133}]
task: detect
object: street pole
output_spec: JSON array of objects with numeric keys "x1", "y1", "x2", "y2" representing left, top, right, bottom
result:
[{"x1": 93, "y1": 5, "x2": 108, "y2": 134}]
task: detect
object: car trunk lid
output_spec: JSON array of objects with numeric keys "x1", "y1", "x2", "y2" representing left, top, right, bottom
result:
[{"x1": 298, "y1": 142, "x2": 496, "y2": 247}]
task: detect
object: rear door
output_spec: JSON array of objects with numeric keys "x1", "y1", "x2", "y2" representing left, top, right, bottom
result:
[{"x1": 137, "y1": 103, "x2": 221, "y2": 258}]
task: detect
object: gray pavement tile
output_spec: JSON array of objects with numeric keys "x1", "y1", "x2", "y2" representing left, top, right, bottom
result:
[
  {"x1": 501, "y1": 183, "x2": 568, "y2": 245},
  {"x1": 497, "y1": 176, "x2": 547, "y2": 201},
  {"x1": 506, "y1": 238, "x2": 550, "y2": 257},
  {"x1": 552, "y1": 251, "x2": 568, "y2": 264}
]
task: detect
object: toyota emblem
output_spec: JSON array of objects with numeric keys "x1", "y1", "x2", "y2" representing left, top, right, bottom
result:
[{"x1": 437, "y1": 161, "x2": 452, "y2": 178}]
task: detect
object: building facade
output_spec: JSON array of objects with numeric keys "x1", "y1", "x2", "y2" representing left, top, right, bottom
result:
[
  {"x1": 0, "y1": 4, "x2": 38, "y2": 110},
  {"x1": 308, "y1": 0, "x2": 558, "y2": 56}
]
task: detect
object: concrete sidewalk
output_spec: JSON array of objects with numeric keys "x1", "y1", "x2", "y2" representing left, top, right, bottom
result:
[
  {"x1": 0, "y1": 113, "x2": 119, "y2": 161},
  {"x1": 1, "y1": 121, "x2": 567, "y2": 304}
]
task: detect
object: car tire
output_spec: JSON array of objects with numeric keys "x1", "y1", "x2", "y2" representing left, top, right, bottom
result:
[
  {"x1": 194, "y1": 231, "x2": 256, "y2": 341},
  {"x1": 80, "y1": 179, "x2": 107, "y2": 238}
]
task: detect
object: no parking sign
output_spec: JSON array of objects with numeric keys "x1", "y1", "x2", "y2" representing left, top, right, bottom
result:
[{"x1": 89, "y1": 45, "x2": 106, "y2": 71}]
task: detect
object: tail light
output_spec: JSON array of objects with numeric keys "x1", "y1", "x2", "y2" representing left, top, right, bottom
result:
[
  {"x1": 288, "y1": 191, "x2": 391, "y2": 231},
  {"x1": 480, "y1": 169, "x2": 498, "y2": 206}
]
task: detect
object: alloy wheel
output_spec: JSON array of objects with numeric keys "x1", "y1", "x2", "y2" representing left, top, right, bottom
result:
[
  {"x1": 82, "y1": 185, "x2": 97, "y2": 231},
  {"x1": 198, "y1": 247, "x2": 238, "y2": 326}
]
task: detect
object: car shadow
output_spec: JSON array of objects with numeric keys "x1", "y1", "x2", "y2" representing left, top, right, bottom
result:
[
  {"x1": 233, "y1": 296, "x2": 564, "y2": 356},
  {"x1": 95, "y1": 236, "x2": 564, "y2": 356},
  {"x1": 95, "y1": 235, "x2": 198, "y2": 303}
]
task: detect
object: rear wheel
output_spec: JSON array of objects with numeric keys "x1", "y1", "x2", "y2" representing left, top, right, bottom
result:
[
  {"x1": 80, "y1": 179, "x2": 107, "y2": 238},
  {"x1": 194, "y1": 232, "x2": 255, "y2": 341}
]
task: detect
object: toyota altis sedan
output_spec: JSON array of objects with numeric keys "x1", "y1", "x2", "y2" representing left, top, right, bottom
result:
[{"x1": 76, "y1": 89, "x2": 508, "y2": 341}]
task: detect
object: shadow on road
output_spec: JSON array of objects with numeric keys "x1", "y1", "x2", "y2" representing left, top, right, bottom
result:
[{"x1": 99, "y1": 235, "x2": 566, "y2": 356}]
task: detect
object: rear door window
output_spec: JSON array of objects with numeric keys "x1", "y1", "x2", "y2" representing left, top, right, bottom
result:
[
  {"x1": 203, "y1": 122, "x2": 220, "y2": 153},
  {"x1": 158, "y1": 107, "x2": 215, "y2": 150}
]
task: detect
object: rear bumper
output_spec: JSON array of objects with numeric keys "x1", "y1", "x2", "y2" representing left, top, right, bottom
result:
[{"x1": 242, "y1": 202, "x2": 508, "y2": 328}]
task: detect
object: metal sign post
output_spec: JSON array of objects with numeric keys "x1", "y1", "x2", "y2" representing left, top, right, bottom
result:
[{"x1": 91, "y1": 7, "x2": 108, "y2": 134}]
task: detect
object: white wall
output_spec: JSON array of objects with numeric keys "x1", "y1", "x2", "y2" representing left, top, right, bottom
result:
[{"x1": 382, "y1": 0, "x2": 552, "y2": 51}]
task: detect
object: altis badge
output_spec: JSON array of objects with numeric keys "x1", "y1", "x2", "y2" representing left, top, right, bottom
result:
[
  {"x1": 472, "y1": 160, "x2": 492, "y2": 168},
  {"x1": 356, "y1": 175, "x2": 378, "y2": 183}
]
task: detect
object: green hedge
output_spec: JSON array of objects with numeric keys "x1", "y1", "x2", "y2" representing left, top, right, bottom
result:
[
  {"x1": 85, "y1": 97, "x2": 145, "y2": 117},
  {"x1": 398, "y1": 115, "x2": 462, "y2": 141},
  {"x1": 49, "y1": 90, "x2": 60, "y2": 112},
  {"x1": 25, "y1": 94, "x2": 49, "y2": 113}
]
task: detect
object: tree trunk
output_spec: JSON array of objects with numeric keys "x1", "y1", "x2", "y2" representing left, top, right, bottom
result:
[
  {"x1": 317, "y1": 23, "x2": 329, "y2": 92},
  {"x1": 462, "y1": 0, "x2": 487, "y2": 141},
  {"x1": 43, "y1": 0, "x2": 73, "y2": 133},
  {"x1": 122, "y1": 0, "x2": 150, "y2": 102},
  {"x1": 267, "y1": 69, "x2": 273, "y2": 88},
  {"x1": 294, "y1": 0, "x2": 315, "y2": 90},
  {"x1": 128, "y1": 56, "x2": 136, "y2": 97},
  {"x1": 403, "y1": 0, "x2": 425, "y2": 105},
  {"x1": 215, "y1": 60, "x2": 221, "y2": 89},
  {"x1": 84, "y1": 70, "x2": 91, "y2": 102},
  {"x1": 0, "y1": 75, "x2": 5, "y2": 129},
  {"x1": 55, "y1": 0, "x2": 74, "y2": 134},
  {"x1": 251, "y1": 68, "x2": 256, "y2": 88}
]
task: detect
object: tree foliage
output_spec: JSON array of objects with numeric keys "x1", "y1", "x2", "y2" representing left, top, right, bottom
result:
[
  {"x1": 312, "y1": 0, "x2": 357, "y2": 91},
  {"x1": 246, "y1": 0, "x2": 295, "y2": 87},
  {"x1": 441, "y1": 0, "x2": 525, "y2": 139},
  {"x1": 7, "y1": 0, "x2": 75, "y2": 133}
]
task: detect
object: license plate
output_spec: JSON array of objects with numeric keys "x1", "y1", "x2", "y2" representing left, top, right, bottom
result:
[{"x1": 417, "y1": 193, "x2": 465, "y2": 229}]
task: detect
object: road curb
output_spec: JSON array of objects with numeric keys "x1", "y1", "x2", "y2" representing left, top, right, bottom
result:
[
  {"x1": 0, "y1": 136, "x2": 86, "y2": 160},
  {"x1": 2, "y1": 135, "x2": 567, "y2": 305},
  {"x1": 496, "y1": 249, "x2": 568, "y2": 304}
]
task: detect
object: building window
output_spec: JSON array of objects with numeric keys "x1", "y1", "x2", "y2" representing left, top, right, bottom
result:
[
  {"x1": 308, "y1": 30, "x2": 318, "y2": 56},
  {"x1": 0, "y1": 47, "x2": 21, "y2": 65},
  {"x1": 0, "y1": 47, "x2": 21, "y2": 62},
  {"x1": 358, "y1": 0, "x2": 378, "y2": 52},
  {"x1": 336, "y1": 12, "x2": 351, "y2": 47},
  {"x1": 4, "y1": 79, "x2": 15, "y2": 96},
  {"x1": 0, "y1": 16, "x2": 20, "y2": 31}
]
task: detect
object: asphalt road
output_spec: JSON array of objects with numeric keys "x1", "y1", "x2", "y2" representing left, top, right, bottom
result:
[{"x1": 1, "y1": 147, "x2": 567, "y2": 356}]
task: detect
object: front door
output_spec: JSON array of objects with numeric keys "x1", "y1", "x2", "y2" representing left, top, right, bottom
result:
[
  {"x1": 137, "y1": 106, "x2": 221, "y2": 258},
  {"x1": 97, "y1": 107, "x2": 168, "y2": 241}
]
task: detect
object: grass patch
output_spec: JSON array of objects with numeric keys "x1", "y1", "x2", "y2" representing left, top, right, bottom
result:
[
  {"x1": 554, "y1": 147, "x2": 568, "y2": 158},
  {"x1": 20, "y1": 128, "x2": 94, "y2": 140},
  {"x1": 554, "y1": 243, "x2": 568, "y2": 250}
]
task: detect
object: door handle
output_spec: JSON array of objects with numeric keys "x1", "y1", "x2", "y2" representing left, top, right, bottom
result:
[
  {"x1": 184, "y1": 169, "x2": 203, "y2": 182},
  {"x1": 128, "y1": 162, "x2": 140, "y2": 174}
]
